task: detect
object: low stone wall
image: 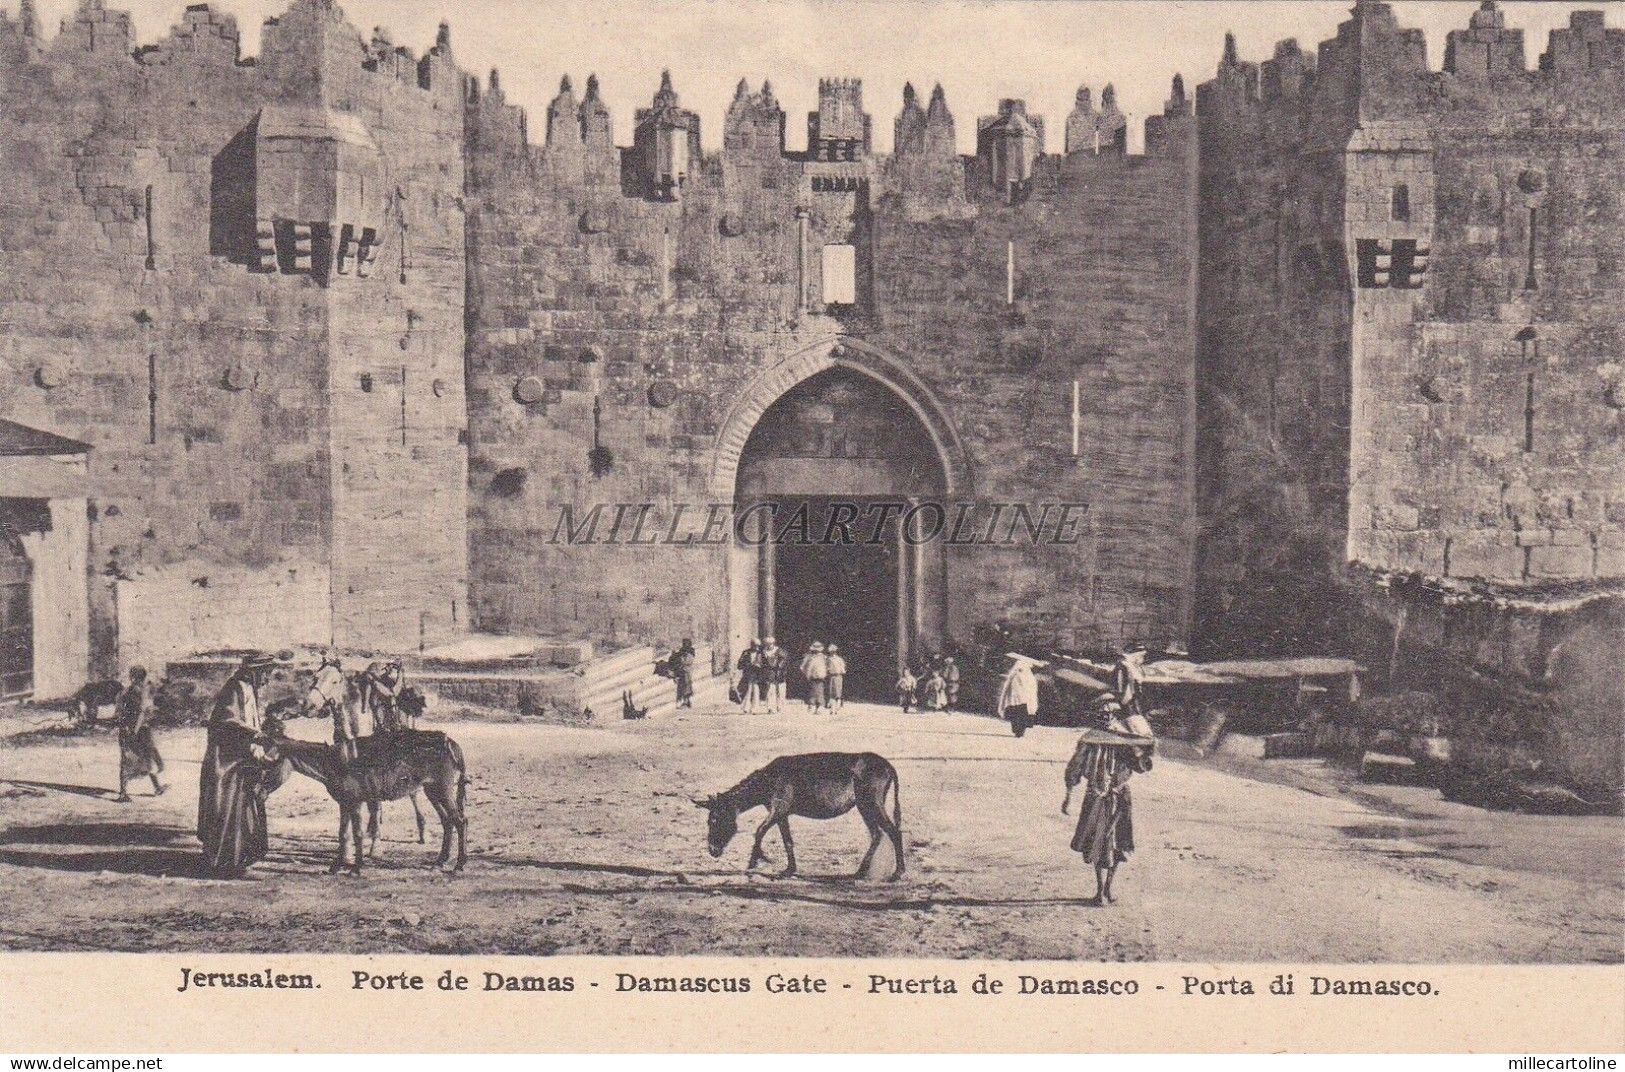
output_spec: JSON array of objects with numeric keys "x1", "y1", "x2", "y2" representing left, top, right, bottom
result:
[{"x1": 115, "y1": 562, "x2": 330, "y2": 676}]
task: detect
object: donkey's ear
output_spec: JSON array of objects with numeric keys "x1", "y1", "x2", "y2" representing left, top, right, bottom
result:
[{"x1": 691, "y1": 795, "x2": 712, "y2": 809}]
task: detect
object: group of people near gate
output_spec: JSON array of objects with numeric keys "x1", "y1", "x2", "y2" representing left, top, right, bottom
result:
[
  {"x1": 731, "y1": 637, "x2": 849, "y2": 714},
  {"x1": 895, "y1": 652, "x2": 960, "y2": 713}
]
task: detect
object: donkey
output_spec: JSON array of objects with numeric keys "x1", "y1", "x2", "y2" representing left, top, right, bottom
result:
[
  {"x1": 260, "y1": 716, "x2": 468, "y2": 875},
  {"x1": 695, "y1": 752, "x2": 904, "y2": 881},
  {"x1": 306, "y1": 661, "x2": 428, "y2": 852}
]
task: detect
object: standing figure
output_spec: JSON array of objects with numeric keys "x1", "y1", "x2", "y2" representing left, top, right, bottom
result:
[
  {"x1": 114, "y1": 666, "x2": 166, "y2": 802},
  {"x1": 941, "y1": 656, "x2": 961, "y2": 712},
  {"x1": 922, "y1": 666, "x2": 947, "y2": 710},
  {"x1": 997, "y1": 653, "x2": 1044, "y2": 737},
  {"x1": 759, "y1": 636, "x2": 787, "y2": 714},
  {"x1": 1113, "y1": 644, "x2": 1148, "y2": 717},
  {"x1": 896, "y1": 666, "x2": 918, "y2": 712},
  {"x1": 824, "y1": 644, "x2": 846, "y2": 712},
  {"x1": 672, "y1": 639, "x2": 697, "y2": 709},
  {"x1": 735, "y1": 640, "x2": 761, "y2": 714},
  {"x1": 197, "y1": 651, "x2": 286, "y2": 878},
  {"x1": 1061, "y1": 700, "x2": 1155, "y2": 906},
  {"x1": 799, "y1": 641, "x2": 828, "y2": 711}
]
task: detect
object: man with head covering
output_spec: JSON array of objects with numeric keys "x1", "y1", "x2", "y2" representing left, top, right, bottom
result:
[
  {"x1": 759, "y1": 635, "x2": 787, "y2": 714},
  {"x1": 114, "y1": 666, "x2": 166, "y2": 802},
  {"x1": 734, "y1": 640, "x2": 761, "y2": 714},
  {"x1": 997, "y1": 653, "x2": 1043, "y2": 737},
  {"x1": 824, "y1": 644, "x2": 846, "y2": 712},
  {"x1": 1062, "y1": 695, "x2": 1155, "y2": 906},
  {"x1": 671, "y1": 639, "x2": 697, "y2": 709},
  {"x1": 799, "y1": 641, "x2": 828, "y2": 712},
  {"x1": 1114, "y1": 643, "x2": 1149, "y2": 716},
  {"x1": 197, "y1": 651, "x2": 288, "y2": 877}
]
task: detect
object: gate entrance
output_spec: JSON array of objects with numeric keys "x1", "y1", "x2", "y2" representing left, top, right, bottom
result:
[
  {"x1": 768, "y1": 497, "x2": 899, "y2": 701},
  {"x1": 0, "y1": 536, "x2": 33, "y2": 702},
  {"x1": 733, "y1": 366, "x2": 947, "y2": 700}
]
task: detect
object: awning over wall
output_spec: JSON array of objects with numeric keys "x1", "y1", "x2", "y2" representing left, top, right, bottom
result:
[
  {"x1": 0, "y1": 421, "x2": 90, "y2": 500},
  {"x1": 0, "y1": 420, "x2": 90, "y2": 457}
]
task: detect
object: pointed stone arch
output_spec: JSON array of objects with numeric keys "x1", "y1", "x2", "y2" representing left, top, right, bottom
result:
[{"x1": 709, "y1": 336, "x2": 973, "y2": 502}]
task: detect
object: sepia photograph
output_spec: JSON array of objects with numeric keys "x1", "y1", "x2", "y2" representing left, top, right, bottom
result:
[{"x1": 0, "y1": 0, "x2": 1621, "y2": 1011}]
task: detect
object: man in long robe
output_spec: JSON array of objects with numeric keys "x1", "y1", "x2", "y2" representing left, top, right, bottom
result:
[
  {"x1": 1062, "y1": 702, "x2": 1155, "y2": 906},
  {"x1": 197, "y1": 652, "x2": 286, "y2": 878},
  {"x1": 671, "y1": 640, "x2": 696, "y2": 709},
  {"x1": 996, "y1": 653, "x2": 1043, "y2": 736}
]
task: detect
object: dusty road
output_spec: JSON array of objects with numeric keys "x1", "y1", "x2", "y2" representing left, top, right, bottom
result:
[{"x1": 0, "y1": 700, "x2": 1620, "y2": 960}]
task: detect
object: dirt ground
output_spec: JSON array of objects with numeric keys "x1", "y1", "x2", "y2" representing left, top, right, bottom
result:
[{"x1": 0, "y1": 698, "x2": 1620, "y2": 961}]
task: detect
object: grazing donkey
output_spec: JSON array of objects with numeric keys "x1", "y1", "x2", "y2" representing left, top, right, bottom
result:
[
  {"x1": 695, "y1": 752, "x2": 904, "y2": 881},
  {"x1": 260, "y1": 716, "x2": 468, "y2": 875}
]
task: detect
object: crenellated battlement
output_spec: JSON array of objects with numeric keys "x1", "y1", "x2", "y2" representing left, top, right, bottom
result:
[
  {"x1": 0, "y1": 0, "x2": 460, "y2": 103},
  {"x1": 1198, "y1": 2, "x2": 1622, "y2": 138}
]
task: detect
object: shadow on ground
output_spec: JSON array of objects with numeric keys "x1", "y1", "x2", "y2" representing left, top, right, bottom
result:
[{"x1": 0, "y1": 820, "x2": 201, "y2": 877}]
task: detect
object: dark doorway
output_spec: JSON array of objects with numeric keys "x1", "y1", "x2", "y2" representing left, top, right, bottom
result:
[
  {"x1": 734, "y1": 365, "x2": 948, "y2": 696},
  {"x1": 0, "y1": 536, "x2": 33, "y2": 701},
  {"x1": 770, "y1": 497, "x2": 899, "y2": 702}
]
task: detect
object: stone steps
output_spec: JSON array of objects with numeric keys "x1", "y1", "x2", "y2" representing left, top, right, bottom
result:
[{"x1": 580, "y1": 644, "x2": 716, "y2": 719}]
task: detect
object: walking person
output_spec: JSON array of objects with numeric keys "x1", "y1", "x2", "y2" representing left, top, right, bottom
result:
[
  {"x1": 734, "y1": 640, "x2": 760, "y2": 714},
  {"x1": 671, "y1": 638, "x2": 696, "y2": 709},
  {"x1": 997, "y1": 653, "x2": 1044, "y2": 737},
  {"x1": 896, "y1": 665, "x2": 918, "y2": 712},
  {"x1": 799, "y1": 641, "x2": 828, "y2": 712},
  {"x1": 197, "y1": 651, "x2": 287, "y2": 878},
  {"x1": 824, "y1": 644, "x2": 846, "y2": 712},
  {"x1": 114, "y1": 666, "x2": 166, "y2": 802},
  {"x1": 1061, "y1": 698, "x2": 1155, "y2": 906},
  {"x1": 759, "y1": 636, "x2": 787, "y2": 714}
]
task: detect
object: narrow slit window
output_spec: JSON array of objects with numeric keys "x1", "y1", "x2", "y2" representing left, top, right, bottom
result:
[
  {"x1": 147, "y1": 353, "x2": 158, "y2": 445},
  {"x1": 1524, "y1": 207, "x2": 1538, "y2": 290},
  {"x1": 1391, "y1": 183, "x2": 1410, "y2": 222},
  {"x1": 143, "y1": 184, "x2": 156, "y2": 269},
  {"x1": 1524, "y1": 371, "x2": 1536, "y2": 453},
  {"x1": 821, "y1": 243, "x2": 856, "y2": 305}
]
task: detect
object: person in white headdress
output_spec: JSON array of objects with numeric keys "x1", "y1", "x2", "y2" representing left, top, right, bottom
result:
[{"x1": 997, "y1": 653, "x2": 1044, "y2": 737}]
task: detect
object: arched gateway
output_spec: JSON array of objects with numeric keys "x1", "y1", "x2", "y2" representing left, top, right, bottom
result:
[{"x1": 716, "y1": 339, "x2": 972, "y2": 699}]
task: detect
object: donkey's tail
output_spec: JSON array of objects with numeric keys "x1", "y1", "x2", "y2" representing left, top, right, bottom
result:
[{"x1": 891, "y1": 767, "x2": 903, "y2": 830}]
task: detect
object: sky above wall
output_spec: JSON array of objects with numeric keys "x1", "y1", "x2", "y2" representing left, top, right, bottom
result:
[{"x1": 18, "y1": 0, "x2": 1621, "y2": 153}]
